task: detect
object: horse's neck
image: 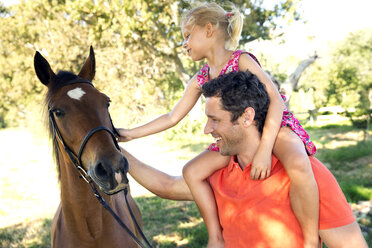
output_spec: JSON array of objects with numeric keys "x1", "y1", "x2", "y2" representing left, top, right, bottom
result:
[{"x1": 58, "y1": 154, "x2": 111, "y2": 238}]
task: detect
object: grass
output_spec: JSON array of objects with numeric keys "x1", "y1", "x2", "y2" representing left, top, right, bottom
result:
[
  {"x1": 135, "y1": 197, "x2": 207, "y2": 247},
  {"x1": 307, "y1": 123, "x2": 372, "y2": 202},
  {"x1": 339, "y1": 182, "x2": 372, "y2": 202},
  {"x1": 0, "y1": 119, "x2": 371, "y2": 247},
  {"x1": 0, "y1": 219, "x2": 52, "y2": 248}
]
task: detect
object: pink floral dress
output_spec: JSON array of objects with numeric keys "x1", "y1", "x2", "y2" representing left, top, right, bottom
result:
[{"x1": 198, "y1": 50, "x2": 316, "y2": 155}]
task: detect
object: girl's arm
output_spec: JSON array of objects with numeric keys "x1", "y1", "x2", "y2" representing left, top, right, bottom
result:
[
  {"x1": 239, "y1": 54, "x2": 285, "y2": 180},
  {"x1": 118, "y1": 75, "x2": 202, "y2": 141}
]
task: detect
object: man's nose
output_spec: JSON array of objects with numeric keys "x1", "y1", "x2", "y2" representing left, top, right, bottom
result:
[
  {"x1": 204, "y1": 120, "x2": 212, "y2": 134},
  {"x1": 182, "y1": 40, "x2": 187, "y2": 49}
]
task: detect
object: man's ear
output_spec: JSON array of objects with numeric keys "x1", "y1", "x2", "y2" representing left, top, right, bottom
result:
[
  {"x1": 242, "y1": 107, "x2": 255, "y2": 127},
  {"x1": 205, "y1": 22, "x2": 214, "y2": 38}
]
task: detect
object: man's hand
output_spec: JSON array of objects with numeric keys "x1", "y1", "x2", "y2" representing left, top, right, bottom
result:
[
  {"x1": 121, "y1": 148, "x2": 193, "y2": 201},
  {"x1": 250, "y1": 146, "x2": 272, "y2": 180}
]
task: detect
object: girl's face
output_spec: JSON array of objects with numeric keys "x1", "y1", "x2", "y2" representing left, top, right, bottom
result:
[{"x1": 182, "y1": 24, "x2": 208, "y2": 61}]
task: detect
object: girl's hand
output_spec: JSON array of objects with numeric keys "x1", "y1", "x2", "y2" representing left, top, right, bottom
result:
[
  {"x1": 250, "y1": 145, "x2": 272, "y2": 180},
  {"x1": 116, "y1": 128, "x2": 136, "y2": 142}
]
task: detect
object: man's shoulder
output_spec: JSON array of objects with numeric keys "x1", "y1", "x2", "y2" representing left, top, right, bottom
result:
[{"x1": 208, "y1": 156, "x2": 234, "y2": 181}]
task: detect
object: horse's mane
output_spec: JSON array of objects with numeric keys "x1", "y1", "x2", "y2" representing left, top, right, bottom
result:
[{"x1": 44, "y1": 71, "x2": 80, "y2": 180}]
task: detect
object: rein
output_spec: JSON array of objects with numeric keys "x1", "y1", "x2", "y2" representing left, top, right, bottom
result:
[{"x1": 49, "y1": 79, "x2": 152, "y2": 248}]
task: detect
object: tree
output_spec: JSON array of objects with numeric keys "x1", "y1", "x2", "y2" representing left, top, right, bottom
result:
[
  {"x1": 326, "y1": 29, "x2": 372, "y2": 136},
  {"x1": 278, "y1": 54, "x2": 318, "y2": 107},
  {"x1": 0, "y1": 0, "x2": 303, "y2": 128}
]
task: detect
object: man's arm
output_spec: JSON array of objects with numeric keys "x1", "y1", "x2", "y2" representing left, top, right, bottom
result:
[{"x1": 121, "y1": 148, "x2": 193, "y2": 201}]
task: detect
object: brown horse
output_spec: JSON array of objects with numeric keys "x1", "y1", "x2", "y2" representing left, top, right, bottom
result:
[{"x1": 34, "y1": 47, "x2": 143, "y2": 248}]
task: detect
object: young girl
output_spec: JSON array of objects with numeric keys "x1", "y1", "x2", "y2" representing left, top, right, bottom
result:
[{"x1": 118, "y1": 2, "x2": 319, "y2": 248}]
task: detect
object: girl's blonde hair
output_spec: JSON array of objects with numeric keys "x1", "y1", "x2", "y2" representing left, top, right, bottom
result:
[{"x1": 181, "y1": 2, "x2": 243, "y2": 50}]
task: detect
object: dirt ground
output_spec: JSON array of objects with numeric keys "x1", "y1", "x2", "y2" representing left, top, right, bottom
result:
[{"x1": 0, "y1": 128, "x2": 188, "y2": 228}]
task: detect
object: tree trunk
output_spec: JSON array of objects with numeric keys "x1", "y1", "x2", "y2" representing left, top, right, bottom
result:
[
  {"x1": 278, "y1": 54, "x2": 318, "y2": 109},
  {"x1": 365, "y1": 88, "x2": 372, "y2": 141}
]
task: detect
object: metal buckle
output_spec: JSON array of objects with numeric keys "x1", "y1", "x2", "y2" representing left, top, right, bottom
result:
[{"x1": 77, "y1": 165, "x2": 92, "y2": 184}]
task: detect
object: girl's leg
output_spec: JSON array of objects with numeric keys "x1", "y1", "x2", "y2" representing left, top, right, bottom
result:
[
  {"x1": 273, "y1": 127, "x2": 319, "y2": 248},
  {"x1": 183, "y1": 150, "x2": 230, "y2": 248}
]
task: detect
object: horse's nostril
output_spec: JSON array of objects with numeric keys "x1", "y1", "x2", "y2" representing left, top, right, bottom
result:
[
  {"x1": 122, "y1": 157, "x2": 129, "y2": 173},
  {"x1": 95, "y1": 163, "x2": 108, "y2": 178}
]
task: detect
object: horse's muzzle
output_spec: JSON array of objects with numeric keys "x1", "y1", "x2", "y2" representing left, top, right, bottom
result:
[{"x1": 88, "y1": 155, "x2": 130, "y2": 195}]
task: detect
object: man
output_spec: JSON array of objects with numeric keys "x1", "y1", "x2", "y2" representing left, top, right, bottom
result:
[{"x1": 122, "y1": 71, "x2": 367, "y2": 247}]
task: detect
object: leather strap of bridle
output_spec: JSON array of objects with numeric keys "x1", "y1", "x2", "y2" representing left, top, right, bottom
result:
[
  {"x1": 51, "y1": 111, "x2": 152, "y2": 247},
  {"x1": 49, "y1": 110, "x2": 94, "y2": 183},
  {"x1": 48, "y1": 79, "x2": 153, "y2": 248},
  {"x1": 77, "y1": 126, "x2": 121, "y2": 165},
  {"x1": 123, "y1": 187, "x2": 153, "y2": 248},
  {"x1": 65, "y1": 78, "x2": 93, "y2": 86},
  {"x1": 91, "y1": 184, "x2": 150, "y2": 248}
]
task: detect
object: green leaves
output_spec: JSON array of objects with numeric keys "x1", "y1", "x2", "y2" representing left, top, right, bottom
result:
[
  {"x1": 326, "y1": 29, "x2": 372, "y2": 128},
  {"x1": 0, "y1": 0, "x2": 303, "y2": 128}
]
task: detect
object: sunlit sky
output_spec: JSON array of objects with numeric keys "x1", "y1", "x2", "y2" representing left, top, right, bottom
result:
[
  {"x1": 2, "y1": 0, "x2": 371, "y2": 59},
  {"x1": 302, "y1": 0, "x2": 371, "y2": 39},
  {"x1": 248, "y1": 0, "x2": 372, "y2": 62}
]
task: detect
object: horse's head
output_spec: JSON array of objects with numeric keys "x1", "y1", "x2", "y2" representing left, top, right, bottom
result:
[{"x1": 34, "y1": 47, "x2": 129, "y2": 195}]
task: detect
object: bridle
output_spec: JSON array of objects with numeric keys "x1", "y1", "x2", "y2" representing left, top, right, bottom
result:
[{"x1": 49, "y1": 78, "x2": 152, "y2": 248}]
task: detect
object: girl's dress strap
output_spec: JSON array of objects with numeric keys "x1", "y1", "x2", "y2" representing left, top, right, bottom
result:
[
  {"x1": 197, "y1": 63, "x2": 210, "y2": 88},
  {"x1": 197, "y1": 50, "x2": 261, "y2": 88}
]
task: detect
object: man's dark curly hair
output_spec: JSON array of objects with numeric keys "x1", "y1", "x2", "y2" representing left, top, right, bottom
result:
[{"x1": 202, "y1": 71, "x2": 270, "y2": 134}]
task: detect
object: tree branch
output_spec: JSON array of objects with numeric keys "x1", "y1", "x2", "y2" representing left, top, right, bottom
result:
[{"x1": 280, "y1": 54, "x2": 318, "y2": 105}]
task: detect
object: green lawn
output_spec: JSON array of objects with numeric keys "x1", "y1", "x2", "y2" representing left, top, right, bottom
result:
[{"x1": 0, "y1": 121, "x2": 371, "y2": 247}]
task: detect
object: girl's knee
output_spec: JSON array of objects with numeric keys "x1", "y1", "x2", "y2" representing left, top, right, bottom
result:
[
  {"x1": 182, "y1": 162, "x2": 195, "y2": 181},
  {"x1": 182, "y1": 158, "x2": 207, "y2": 182},
  {"x1": 183, "y1": 150, "x2": 230, "y2": 183},
  {"x1": 289, "y1": 153, "x2": 311, "y2": 169},
  {"x1": 284, "y1": 154, "x2": 314, "y2": 179},
  {"x1": 275, "y1": 128, "x2": 310, "y2": 167}
]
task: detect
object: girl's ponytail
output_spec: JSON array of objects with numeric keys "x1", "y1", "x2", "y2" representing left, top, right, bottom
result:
[{"x1": 226, "y1": 5, "x2": 243, "y2": 50}]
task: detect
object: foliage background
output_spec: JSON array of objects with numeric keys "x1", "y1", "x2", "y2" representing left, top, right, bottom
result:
[
  {"x1": 0, "y1": 0, "x2": 302, "y2": 130},
  {"x1": 0, "y1": 0, "x2": 371, "y2": 247}
]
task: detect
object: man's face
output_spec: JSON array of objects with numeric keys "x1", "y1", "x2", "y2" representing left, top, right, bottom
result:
[{"x1": 204, "y1": 97, "x2": 245, "y2": 156}]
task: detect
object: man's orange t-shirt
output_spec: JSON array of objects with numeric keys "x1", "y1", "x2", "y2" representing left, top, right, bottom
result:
[{"x1": 208, "y1": 155, "x2": 355, "y2": 248}]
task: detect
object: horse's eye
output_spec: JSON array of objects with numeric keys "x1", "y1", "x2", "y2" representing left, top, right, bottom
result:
[
  {"x1": 53, "y1": 109, "x2": 64, "y2": 118},
  {"x1": 107, "y1": 101, "x2": 111, "y2": 108}
]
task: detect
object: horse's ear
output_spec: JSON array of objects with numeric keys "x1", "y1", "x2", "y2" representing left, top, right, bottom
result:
[
  {"x1": 34, "y1": 51, "x2": 56, "y2": 86},
  {"x1": 78, "y1": 46, "x2": 96, "y2": 81}
]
